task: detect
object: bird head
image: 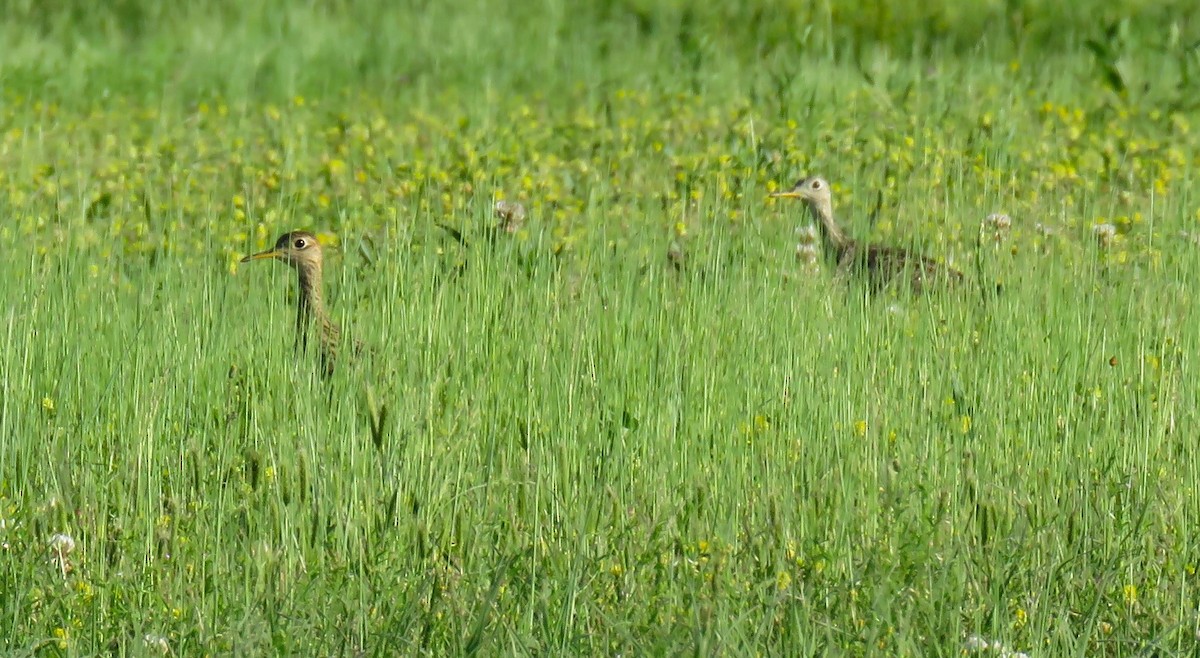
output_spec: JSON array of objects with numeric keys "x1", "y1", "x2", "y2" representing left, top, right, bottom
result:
[
  {"x1": 241, "y1": 231, "x2": 324, "y2": 271},
  {"x1": 769, "y1": 176, "x2": 832, "y2": 206}
]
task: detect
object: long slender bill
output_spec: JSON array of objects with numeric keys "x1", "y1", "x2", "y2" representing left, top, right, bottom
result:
[{"x1": 240, "y1": 249, "x2": 282, "y2": 263}]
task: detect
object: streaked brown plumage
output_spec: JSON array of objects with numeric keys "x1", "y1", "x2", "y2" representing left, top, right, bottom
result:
[
  {"x1": 770, "y1": 176, "x2": 962, "y2": 293},
  {"x1": 241, "y1": 231, "x2": 343, "y2": 376}
]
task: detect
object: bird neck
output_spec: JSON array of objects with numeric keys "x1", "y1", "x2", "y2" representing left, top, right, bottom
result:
[
  {"x1": 295, "y1": 264, "x2": 337, "y2": 347},
  {"x1": 806, "y1": 198, "x2": 853, "y2": 256}
]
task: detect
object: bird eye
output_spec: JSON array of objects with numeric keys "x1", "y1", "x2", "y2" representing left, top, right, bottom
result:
[
  {"x1": 294, "y1": 238, "x2": 307, "y2": 249},
  {"x1": 811, "y1": 180, "x2": 822, "y2": 190}
]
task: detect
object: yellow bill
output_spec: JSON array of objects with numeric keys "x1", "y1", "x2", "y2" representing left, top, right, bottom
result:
[{"x1": 240, "y1": 249, "x2": 282, "y2": 263}]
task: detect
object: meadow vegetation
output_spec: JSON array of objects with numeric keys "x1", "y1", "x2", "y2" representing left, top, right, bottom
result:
[{"x1": 1, "y1": 0, "x2": 1200, "y2": 654}]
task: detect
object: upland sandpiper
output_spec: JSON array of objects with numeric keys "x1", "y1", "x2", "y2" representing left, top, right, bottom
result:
[
  {"x1": 771, "y1": 176, "x2": 962, "y2": 293},
  {"x1": 241, "y1": 231, "x2": 344, "y2": 376}
]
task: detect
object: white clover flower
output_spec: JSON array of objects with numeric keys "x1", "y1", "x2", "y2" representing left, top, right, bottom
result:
[
  {"x1": 48, "y1": 533, "x2": 76, "y2": 576},
  {"x1": 963, "y1": 634, "x2": 1030, "y2": 657},
  {"x1": 982, "y1": 212, "x2": 1012, "y2": 243},
  {"x1": 985, "y1": 212, "x2": 1012, "y2": 231},
  {"x1": 143, "y1": 634, "x2": 170, "y2": 654},
  {"x1": 49, "y1": 533, "x2": 75, "y2": 554},
  {"x1": 795, "y1": 224, "x2": 819, "y2": 245},
  {"x1": 963, "y1": 634, "x2": 991, "y2": 651},
  {"x1": 494, "y1": 200, "x2": 527, "y2": 233},
  {"x1": 1093, "y1": 223, "x2": 1117, "y2": 246},
  {"x1": 795, "y1": 243, "x2": 820, "y2": 265}
]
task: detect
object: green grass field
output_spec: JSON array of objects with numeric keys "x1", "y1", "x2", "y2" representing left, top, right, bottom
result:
[{"x1": 2, "y1": 0, "x2": 1200, "y2": 654}]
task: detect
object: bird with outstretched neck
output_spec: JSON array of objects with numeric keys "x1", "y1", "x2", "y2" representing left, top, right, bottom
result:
[
  {"x1": 241, "y1": 231, "x2": 344, "y2": 377},
  {"x1": 771, "y1": 176, "x2": 963, "y2": 293}
]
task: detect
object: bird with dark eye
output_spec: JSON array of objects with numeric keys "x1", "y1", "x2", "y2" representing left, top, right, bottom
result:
[
  {"x1": 241, "y1": 231, "x2": 349, "y2": 377},
  {"x1": 770, "y1": 176, "x2": 963, "y2": 294}
]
